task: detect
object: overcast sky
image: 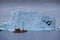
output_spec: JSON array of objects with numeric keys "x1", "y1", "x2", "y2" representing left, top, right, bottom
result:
[{"x1": 0, "y1": 0, "x2": 60, "y2": 27}]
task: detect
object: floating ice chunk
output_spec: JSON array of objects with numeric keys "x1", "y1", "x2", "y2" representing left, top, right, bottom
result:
[
  {"x1": 0, "y1": 28, "x2": 6, "y2": 30},
  {"x1": 0, "y1": 21, "x2": 8, "y2": 30}
]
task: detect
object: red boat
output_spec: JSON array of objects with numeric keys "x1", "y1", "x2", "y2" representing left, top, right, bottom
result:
[
  {"x1": 13, "y1": 21, "x2": 28, "y2": 33},
  {"x1": 13, "y1": 28, "x2": 27, "y2": 33}
]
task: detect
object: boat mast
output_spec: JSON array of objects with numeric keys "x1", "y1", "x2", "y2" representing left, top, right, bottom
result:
[{"x1": 22, "y1": 21, "x2": 24, "y2": 30}]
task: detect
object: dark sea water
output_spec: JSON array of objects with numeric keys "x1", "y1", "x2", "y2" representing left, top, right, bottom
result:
[{"x1": 0, "y1": 30, "x2": 60, "y2": 40}]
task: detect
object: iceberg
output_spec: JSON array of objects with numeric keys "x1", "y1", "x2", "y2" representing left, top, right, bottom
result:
[{"x1": 0, "y1": 10, "x2": 57, "y2": 31}]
